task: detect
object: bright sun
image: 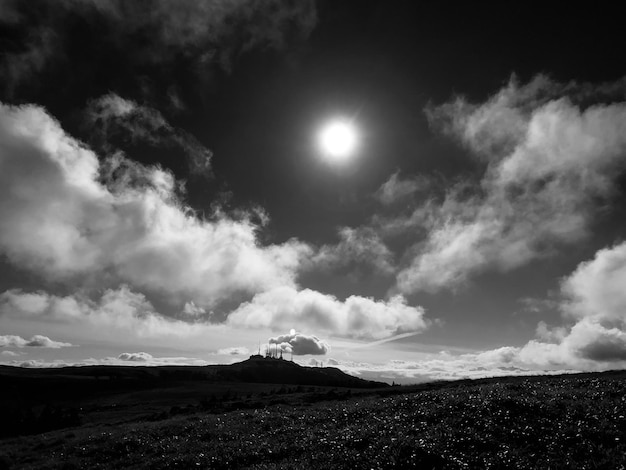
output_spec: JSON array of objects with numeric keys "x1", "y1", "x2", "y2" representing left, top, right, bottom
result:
[
  {"x1": 318, "y1": 119, "x2": 358, "y2": 161},
  {"x1": 289, "y1": 328, "x2": 296, "y2": 336}
]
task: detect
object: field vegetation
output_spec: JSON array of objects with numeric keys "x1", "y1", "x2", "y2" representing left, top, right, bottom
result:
[{"x1": 0, "y1": 366, "x2": 625, "y2": 469}]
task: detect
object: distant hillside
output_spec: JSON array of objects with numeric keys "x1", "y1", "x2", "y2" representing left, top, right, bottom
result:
[
  {"x1": 215, "y1": 355, "x2": 384, "y2": 388},
  {"x1": 0, "y1": 356, "x2": 386, "y2": 395}
]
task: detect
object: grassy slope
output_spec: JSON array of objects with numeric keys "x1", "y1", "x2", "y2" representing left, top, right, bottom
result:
[{"x1": 1, "y1": 371, "x2": 625, "y2": 469}]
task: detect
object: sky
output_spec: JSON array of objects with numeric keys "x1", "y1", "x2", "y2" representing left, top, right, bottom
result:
[{"x1": 1, "y1": 0, "x2": 626, "y2": 384}]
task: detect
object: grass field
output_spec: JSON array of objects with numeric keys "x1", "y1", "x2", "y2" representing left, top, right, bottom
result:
[{"x1": 1, "y1": 370, "x2": 625, "y2": 469}]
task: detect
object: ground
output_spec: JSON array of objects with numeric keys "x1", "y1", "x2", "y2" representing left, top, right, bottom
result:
[{"x1": 1, "y1": 371, "x2": 625, "y2": 469}]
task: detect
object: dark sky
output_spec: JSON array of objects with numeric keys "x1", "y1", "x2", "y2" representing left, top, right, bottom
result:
[{"x1": 1, "y1": 0, "x2": 626, "y2": 381}]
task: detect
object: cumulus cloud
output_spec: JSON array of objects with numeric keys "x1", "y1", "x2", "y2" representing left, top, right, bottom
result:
[
  {"x1": 0, "y1": 286, "x2": 226, "y2": 339},
  {"x1": 118, "y1": 352, "x2": 153, "y2": 362},
  {"x1": 0, "y1": 334, "x2": 73, "y2": 349},
  {"x1": 395, "y1": 75, "x2": 626, "y2": 293},
  {"x1": 0, "y1": 0, "x2": 317, "y2": 99},
  {"x1": 440, "y1": 242, "x2": 626, "y2": 371},
  {"x1": 0, "y1": 102, "x2": 311, "y2": 308},
  {"x1": 269, "y1": 332, "x2": 329, "y2": 356},
  {"x1": 84, "y1": 93, "x2": 212, "y2": 175},
  {"x1": 227, "y1": 286, "x2": 428, "y2": 340}
]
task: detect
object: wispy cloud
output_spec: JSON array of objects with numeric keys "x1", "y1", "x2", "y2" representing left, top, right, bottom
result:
[
  {"x1": 84, "y1": 93, "x2": 213, "y2": 175},
  {"x1": 216, "y1": 346, "x2": 250, "y2": 356},
  {"x1": 0, "y1": 334, "x2": 73, "y2": 349},
  {"x1": 0, "y1": 0, "x2": 317, "y2": 100}
]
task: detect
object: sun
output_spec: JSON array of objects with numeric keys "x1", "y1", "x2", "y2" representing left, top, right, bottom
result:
[
  {"x1": 318, "y1": 119, "x2": 358, "y2": 161},
  {"x1": 289, "y1": 328, "x2": 296, "y2": 336}
]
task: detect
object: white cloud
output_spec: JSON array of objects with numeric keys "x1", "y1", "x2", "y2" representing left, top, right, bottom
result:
[
  {"x1": 269, "y1": 331, "x2": 329, "y2": 355},
  {"x1": 375, "y1": 171, "x2": 427, "y2": 205},
  {"x1": 0, "y1": 334, "x2": 73, "y2": 349},
  {"x1": 1, "y1": 350, "x2": 20, "y2": 357},
  {"x1": 118, "y1": 352, "x2": 153, "y2": 362},
  {"x1": 396, "y1": 76, "x2": 626, "y2": 293},
  {"x1": 444, "y1": 242, "x2": 626, "y2": 371},
  {"x1": 216, "y1": 346, "x2": 250, "y2": 356},
  {"x1": 0, "y1": 102, "x2": 311, "y2": 308},
  {"x1": 227, "y1": 286, "x2": 428, "y2": 340},
  {"x1": 318, "y1": 353, "x2": 569, "y2": 385},
  {"x1": 2, "y1": 355, "x2": 210, "y2": 368},
  {"x1": 182, "y1": 301, "x2": 207, "y2": 317},
  {"x1": 0, "y1": 286, "x2": 226, "y2": 339}
]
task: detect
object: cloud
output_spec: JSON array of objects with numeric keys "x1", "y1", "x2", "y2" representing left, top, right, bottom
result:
[
  {"x1": 216, "y1": 347, "x2": 250, "y2": 356},
  {"x1": 0, "y1": 286, "x2": 227, "y2": 339},
  {"x1": 375, "y1": 171, "x2": 428, "y2": 205},
  {"x1": 182, "y1": 301, "x2": 207, "y2": 318},
  {"x1": 315, "y1": 354, "x2": 570, "y2": 385},
  {"x1": 0, "y1": 350, "x2": 20, "y2": 357},
  {"x1": 118, "y1": 352, "x2": 153, "y2": 362},
  {"x1": 439, "y1": 242, "x2": 626, "y2": 371},
  {"x1": 269, "y1": 332, "x2": 329, "y2": 356},
  {"x1": 227, "y1": 286, "x2": 428, "y2": 340},
  {"x1": 395, "y1": 75, "x2": 626, "y2": 293},
  {"x1": 2, "y1": 355, "x2": 210, "y2": 368},
  {"x1": 310, "y1": 226, "x2": 395, "y2": 276},
  {"x1": 84, "y1": 93, "x2": 212, "y2": 175},
  {"x1": 0, "y1": 101, "x2": 311, "y2": 308},
  {"x1": 0, "y1": 0, "x2": 318, "y2": 99},
  {"x1": 0, "y1": 334, "x2": 73, "y2": 349}
]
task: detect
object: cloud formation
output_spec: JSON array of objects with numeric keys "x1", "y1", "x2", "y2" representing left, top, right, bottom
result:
[
  {"x1": 394, "y1": 75, "x2": 626, "y2": 293},
  {"x1": 423, "y1": 242, "x2": 626, "y2": 372},
  {"x1": 0, "y1": 0, "x2": 317, "y2": 101},
  {"x1": 2, "y1": 355, "x2": 209, "y2": 368},
  {"x1": 217, "y1": 346, "x2": 250, "y2": 356},
  {"x1": 118, "y1": 352, "x2": 153, "y2": 362},
  {"x1": 311, "y1": 226, "x2": 395, "y2": 276},
  {"x1": 227, "y1": 286, "x2": 428, "y2": 340},
  {"x1": 0, "y1": 102, "x2": 310, "y2": 308},
  {"x1": 375, "y1": 171, "x2": 428, "y2": 205},
  {"x1": 0, "y1": 286, "x2": 224, "y2": 339},
  {"x1": 0, "y1": 334, "x2": 73, "y2": 349},
  {"x1": 269, "y1": 332, "x2": 330, "y2": 356},
  {"x1": 84, "y1": 93, "x2": 213, "y2": 175}
]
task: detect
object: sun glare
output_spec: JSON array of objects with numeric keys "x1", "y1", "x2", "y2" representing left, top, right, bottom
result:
[{"x1": 318, "y1": 119, "x2": 358, "y2": 161}]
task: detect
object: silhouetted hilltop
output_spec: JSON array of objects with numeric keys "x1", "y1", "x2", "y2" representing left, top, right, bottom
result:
[
  {"x1": 215, "y1": 356, "x2": 384, "y2": 388},
  {"x1": 0, "y1": 357, "x2": 386, "y2": 397}
]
